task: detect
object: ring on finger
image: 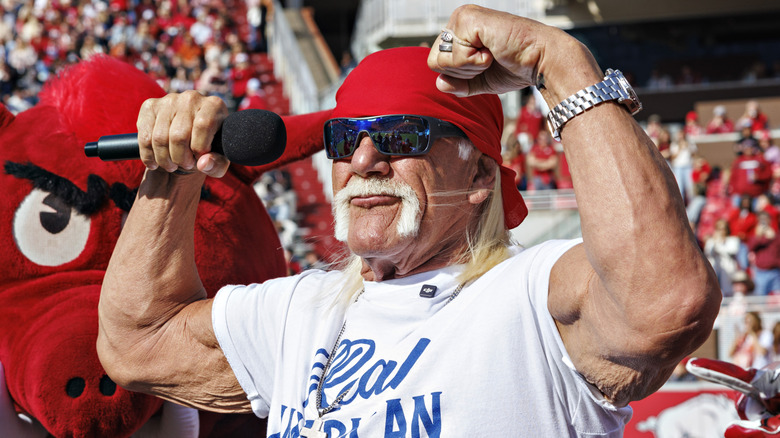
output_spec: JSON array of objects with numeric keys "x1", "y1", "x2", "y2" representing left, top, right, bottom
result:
[
  {"x1": 439, "y1": 42, "x2": 453, "y2": 52},
  {"x1": 440, "y1": 29, "x2": 453, "y2": 43}
]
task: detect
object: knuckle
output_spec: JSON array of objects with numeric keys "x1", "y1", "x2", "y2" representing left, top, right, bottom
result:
[
  {"x1": 168, "y1": 126, "x2": 191, "y2": 145},
  {"x1": 151, "y1": 130, "x2": 169, "y2": 146}
]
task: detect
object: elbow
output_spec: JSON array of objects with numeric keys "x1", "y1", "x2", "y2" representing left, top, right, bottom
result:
[
  {"x1": 96, "y1": 333, "x2": 134, "y2": 390},
  {"x1": 660, "y1": 263, "x2": 722, "y2": 359}
]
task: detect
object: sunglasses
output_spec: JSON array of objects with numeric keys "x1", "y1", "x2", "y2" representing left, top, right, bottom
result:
[{"x1": 324, "y1": 115, "x2": 467, "y2": 159}]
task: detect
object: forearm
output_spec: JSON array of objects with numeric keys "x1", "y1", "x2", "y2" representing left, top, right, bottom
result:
[{"x1": 98, "y1": 169, "x2": 208, "y2": 377}]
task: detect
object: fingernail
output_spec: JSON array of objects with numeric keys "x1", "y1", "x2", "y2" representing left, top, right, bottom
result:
[{"x1": 202, "y1": 158, "x2": 214, "y2": 172}]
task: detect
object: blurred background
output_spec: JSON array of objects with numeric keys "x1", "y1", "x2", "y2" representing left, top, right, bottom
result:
[{"x1": 3, "y1": 1, "x2": 780, "y2": 435}]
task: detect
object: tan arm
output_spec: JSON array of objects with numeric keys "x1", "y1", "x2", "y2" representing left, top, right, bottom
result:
[
  {"x1": 97, "y1": 93, "x2": 250, "y2": 412},
  {"x1": 429, "y1": 5, "x2": 721, "y2": 405}
]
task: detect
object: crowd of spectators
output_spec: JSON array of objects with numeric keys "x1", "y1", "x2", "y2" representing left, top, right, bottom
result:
[
  {"x1": 1, "y1": 0, "x2": 315, "y2": 266},
  {"x1": 643, "y1": 100, "x2": 780, "y2": 299},
  {"x1": 0, "y1": 0, "x2": 274, "y2": 114}
]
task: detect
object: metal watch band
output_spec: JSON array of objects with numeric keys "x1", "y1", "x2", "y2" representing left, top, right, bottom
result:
[{"x1": 546, "y1": 69, "x2": 641, "y2": 140}]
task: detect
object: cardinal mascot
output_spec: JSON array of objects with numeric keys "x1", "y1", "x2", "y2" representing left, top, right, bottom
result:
[{"x1": 0, "y1": 55, "x2": 328, "y2": 437}]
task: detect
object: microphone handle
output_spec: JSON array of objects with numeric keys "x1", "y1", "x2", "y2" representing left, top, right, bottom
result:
[{"x1": 84, "y1": 131, "x2": 224, "y2": 161}]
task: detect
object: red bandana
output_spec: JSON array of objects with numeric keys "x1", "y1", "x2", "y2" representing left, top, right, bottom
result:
[{"x1": 329, "y1": 46, "x2": 528, "y2": 229}]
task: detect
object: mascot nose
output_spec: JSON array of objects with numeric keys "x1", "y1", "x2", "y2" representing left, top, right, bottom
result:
[{"x1": 65, "y1": 375, "x2": 116, "y2": 398}]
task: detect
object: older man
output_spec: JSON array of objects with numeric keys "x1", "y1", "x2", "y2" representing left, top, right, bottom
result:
[{"x1": 97, "y1": 5, "x2": 720, "y2": 437}]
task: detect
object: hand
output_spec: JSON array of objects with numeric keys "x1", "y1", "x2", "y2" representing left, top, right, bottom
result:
[
  {"x1": 136, "y1": 91, "x2": 230, "y2": 177},
  {"x1": 427, "y1": 4, "x2": 601, "y2": 100}
]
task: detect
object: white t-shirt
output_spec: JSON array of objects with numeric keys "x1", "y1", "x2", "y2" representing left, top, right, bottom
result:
[{"x1": 212, "y1": 239, "x2": 632, "y2": 437}]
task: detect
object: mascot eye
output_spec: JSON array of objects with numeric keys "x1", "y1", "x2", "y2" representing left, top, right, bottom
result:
[{"x1": 13, "y1": 188, "x2": 91, "y2": 266}]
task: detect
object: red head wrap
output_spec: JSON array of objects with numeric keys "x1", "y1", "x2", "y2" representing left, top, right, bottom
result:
[{"x1": 329, "y1": 46, "x2": 528, "y2": 229}]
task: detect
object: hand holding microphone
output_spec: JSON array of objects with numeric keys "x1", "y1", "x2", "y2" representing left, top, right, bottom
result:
[{"x1": 85, "y1": 92, "x2": 286, "y2": 177}]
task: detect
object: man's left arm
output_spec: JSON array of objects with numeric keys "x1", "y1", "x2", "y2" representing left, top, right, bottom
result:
[
  {"x1": 540, "y1": 58, "x2": 721, "y2": 406},
  {"x1": 428, "y1": 5, "x2": 721, "y2": 406}
]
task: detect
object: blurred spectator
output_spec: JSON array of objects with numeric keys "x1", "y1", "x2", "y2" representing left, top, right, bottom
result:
[
  {"x1": 738, "y1": 100, "x2": 770, "y2": 134},
  {"x1": 339, "y1": 50, "x2": 357, "y2": 77},
  {"x1": 747, "y1": 211, "x2": 780, "y2": 296},
  {"x1": 670, "y1": 129, "x2": 696, "y2": 203},
  {"x1": 229, "y1": 52, "x2": 254, "y2": 109},
  {"x1": 760, "y1": 131, "x2": 780, "y2": 165},
  {"x1": 706, "y1": 105, "x2": 735, "y2": 134},
  {"x1": 684, "y1": 110, "x2": 703, "y2": 137},
  {"x1": 729, "y1": 311, "x2": 771, "y2": 369},
  {"x1": 168, "y1": 66, "x2": 194, "y2": 93},
  {"x1": 655, "y1": 128, "x2": 672, "y2": 162},
  {"x1": 527, "y1": 130, "x2": 558, "y2": 190},
  {"x1": 197, "y1": 59, "x2": 229, "y2": 99},
  {"x1": 755, "y1": 194, "x2": 780, "y2": 231},
  {"x1": 731, "y1": 270, "x2": 755, "y2": 296},
  {"x1": 686, "y1": 155, "x2": 711, "y2": 224},
  {"x1": 175, "y1": 33, "x2": 202, "y2": 70},
  {"x1": 513, "y1": 94, "x2": 544, "y2": 152},
  {"x1": 727, "y1": 195, "x2": 758, "y2": 243},
  {"x1": 238, "y1": 77, "x2": 267, "y2": 111},
  {"x1": 704, "y1": 219, "x2": 741, "y2": 295},
  {"x1": 645, "y1": 113, "x2": 664, "y2": 144},
  {"x1": 502, "y1": 142, "x2": 527, "y2": 191},
  {"x1": 728, "y1": 139, "x2": 772, "y2": 204}
]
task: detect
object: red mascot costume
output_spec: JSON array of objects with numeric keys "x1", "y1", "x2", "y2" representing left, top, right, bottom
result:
[{"x1": 0, "y1": 56, "x2": 328, "y2": 437}]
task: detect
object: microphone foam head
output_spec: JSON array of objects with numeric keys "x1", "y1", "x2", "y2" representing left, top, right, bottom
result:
[{"x1": 221, "y1": 109, "x2": 286, "y2": 166}]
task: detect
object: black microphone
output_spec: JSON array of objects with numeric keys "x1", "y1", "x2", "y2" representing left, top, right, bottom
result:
[{"x1": 84, "y1": 109, "x2": 286, "y2": 166}]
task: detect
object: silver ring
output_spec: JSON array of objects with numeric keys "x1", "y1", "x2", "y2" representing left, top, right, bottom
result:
[
  {"x1": 440, "y1": 30, "x2": 453, "y2": 43},
  {"x1": 439, "y1": 42, "x2": 453, "y2": 52}
]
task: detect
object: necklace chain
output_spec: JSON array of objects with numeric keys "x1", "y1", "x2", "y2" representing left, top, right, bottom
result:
[{"x1": 313, "y1": 282, "x2": 465, "y2": 420}]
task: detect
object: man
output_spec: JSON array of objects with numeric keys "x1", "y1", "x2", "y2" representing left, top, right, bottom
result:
[{"x1": 97, "y1": 5, "x2": 720, "y2": 437}]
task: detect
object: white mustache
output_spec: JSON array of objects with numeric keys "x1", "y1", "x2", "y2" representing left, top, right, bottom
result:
[{"x1": 333, "y1": 177, "x2": 421, "y2": 242}]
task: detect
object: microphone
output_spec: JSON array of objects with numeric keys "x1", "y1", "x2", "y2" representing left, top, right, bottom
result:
[{"x1": 84, "y1": 109, "x2": 286, "y2": 166}]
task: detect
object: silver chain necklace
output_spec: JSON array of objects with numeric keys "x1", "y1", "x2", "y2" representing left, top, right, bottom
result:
[{"x1": 300, "y1": 282, "x2": 465, "y2": 438}]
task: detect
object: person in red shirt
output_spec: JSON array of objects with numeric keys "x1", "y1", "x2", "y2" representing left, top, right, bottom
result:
[
  {"x1": 527, "y1": 130, "x2": 558, "y2": 190},
  {"x1": 747, "y1": 211, "x2": 780, "y2": 295},
  {"x1": 230, "y1": 52, "x2": 254, "y2": 106},
  {"x1": 238, "y1": 78, "x2": 268, "y2": 111},
  {"x1": 513, "y1": 94, "x2": 543, "y2": 151},
  {"x1": 706, "y1": 105, "x2": 735, "y2": 134},
  {"x1": 727, "y1": 195, "x2": 759, "y2": 242},
  {"x1": 729, "y1": 139, "x2": 772, "y2": 202},
  {"x1": 755, "y1": 194, "x2": 780, "y2": 232},
  {"x1": 738, "y1": 100, "x2": 770, "y2": 134},
  {"x1": 502, "y1": 142, "x2": 526, "y2": 191},
  {"x1": 684, "y1": 110, "x2": 703, "y2": 137}
]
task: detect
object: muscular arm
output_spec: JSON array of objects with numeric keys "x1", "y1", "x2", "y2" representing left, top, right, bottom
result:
[
  {"x1": 429, "y1": 5, "x2": 721, "y2": 405},
  {"x1": 97, "y1": 92, "x2": 250, "y2": 412},
  {"x1": 542, "y1": 53, "x2": 720, "y2": 404}
]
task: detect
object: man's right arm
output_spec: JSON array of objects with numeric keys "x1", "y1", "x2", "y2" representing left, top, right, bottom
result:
[{"x1": 97, "y1": 92, "x2": 250, "y2": 412}]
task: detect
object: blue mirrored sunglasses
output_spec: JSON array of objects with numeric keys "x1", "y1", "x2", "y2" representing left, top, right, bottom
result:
[{"x1": 323, "y1": 114, "x2": 467, "y2": 159}]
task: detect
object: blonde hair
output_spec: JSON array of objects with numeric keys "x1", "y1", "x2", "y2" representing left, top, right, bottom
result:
[{"x1": 332, "y1": 165, "x2": 512, "y2": 308}]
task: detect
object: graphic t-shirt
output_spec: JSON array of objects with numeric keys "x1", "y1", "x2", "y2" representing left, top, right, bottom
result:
[{"x1": 212, "y1": 239, "x2": 632, "y2": 437}]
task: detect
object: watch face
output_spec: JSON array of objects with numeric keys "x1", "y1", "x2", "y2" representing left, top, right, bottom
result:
[{"x1": 614, "y1": 71, "x2": 642, "y2": 115}]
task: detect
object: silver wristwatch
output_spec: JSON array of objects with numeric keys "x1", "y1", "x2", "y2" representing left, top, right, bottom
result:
[{"x1": 546, "y1": 69, "x2": 642, "y2": 141}]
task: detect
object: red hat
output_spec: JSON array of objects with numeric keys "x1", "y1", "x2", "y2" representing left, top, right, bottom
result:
[
  {"x1": 686, "y1": 110, "x2": 698, "y2": 122},
  {"x1": 329, "y1": 46, "x2": 527, "y2": 229}
]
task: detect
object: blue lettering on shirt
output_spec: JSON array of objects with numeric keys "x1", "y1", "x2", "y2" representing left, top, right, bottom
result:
[{"x1": 271, "y1": 337, "x2": 440, "y2": 437}]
